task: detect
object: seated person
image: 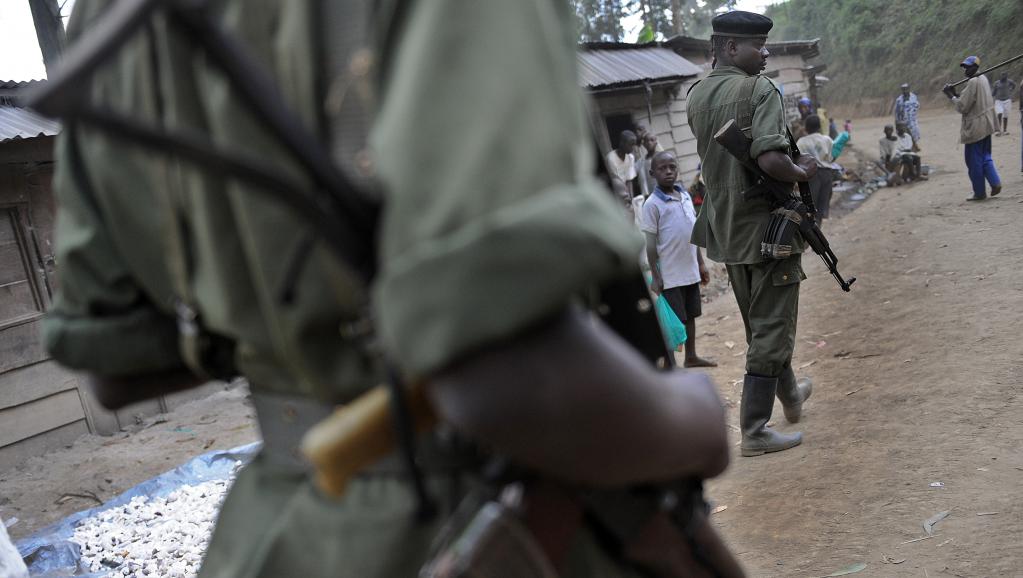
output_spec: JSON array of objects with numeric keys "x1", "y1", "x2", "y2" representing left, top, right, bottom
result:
[
  {"x1": 894, "y1": 122, "x2": 925, "y2": 181},
  {"x1": 879, "y1": 124, "x2": 901, "y2": 185}
]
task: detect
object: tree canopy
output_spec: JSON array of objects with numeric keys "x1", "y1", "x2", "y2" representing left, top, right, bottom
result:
[{"x1": 570, "y1": 0, "x2": 737, "y2": 43}]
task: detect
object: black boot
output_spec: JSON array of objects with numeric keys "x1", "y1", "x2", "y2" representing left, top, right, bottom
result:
[
  {"x1": 777, "y1": 366, "x2": 813, "y2": 423},
  {"x1": 740, "y1": 374, "x2": 803, "y2": 457}
]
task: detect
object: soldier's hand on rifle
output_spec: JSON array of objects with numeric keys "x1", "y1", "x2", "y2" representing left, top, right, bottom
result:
[{"x1": 796, "y1": 154, "x2": 819, "y2": 180}]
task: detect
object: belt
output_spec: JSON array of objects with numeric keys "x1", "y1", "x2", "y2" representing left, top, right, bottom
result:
[{"x1": 250, "y1": 389, "x2": 480, "y2": 475}]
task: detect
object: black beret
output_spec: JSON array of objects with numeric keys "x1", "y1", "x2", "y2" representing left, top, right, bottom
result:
[{"x1": 711, "y1": 11, "x2": 773, "y2": 38}]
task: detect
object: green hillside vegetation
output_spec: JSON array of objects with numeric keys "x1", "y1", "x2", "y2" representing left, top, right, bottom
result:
[{"x1": 767, "y1": 0, "x2": 1023, "y2": 113}]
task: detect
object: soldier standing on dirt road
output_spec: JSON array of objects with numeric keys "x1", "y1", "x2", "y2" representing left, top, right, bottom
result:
[{"x1": 686, "y1": 11, "x2": 816, "y2": 458}]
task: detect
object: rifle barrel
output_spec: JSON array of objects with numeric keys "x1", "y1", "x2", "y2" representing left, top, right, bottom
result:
[{"x1": 948, "y1": 52, "x2": 1023, "y2": 88}]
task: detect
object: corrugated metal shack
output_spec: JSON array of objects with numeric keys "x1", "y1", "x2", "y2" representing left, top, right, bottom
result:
[
  {"x1": 578, "y1": 43, "x2": 704, "y2": 186},
  {"x1": 0, "y1": 81, "x2": 217, "y2": 469}
]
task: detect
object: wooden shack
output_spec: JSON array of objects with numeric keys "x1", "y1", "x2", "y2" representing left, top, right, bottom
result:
[
  {"x1": 578, "y1": 42, "x2": 704, "y2": 185},
  {"x1": 0, "y1": 81, "x2": 216, "y2": 469}
]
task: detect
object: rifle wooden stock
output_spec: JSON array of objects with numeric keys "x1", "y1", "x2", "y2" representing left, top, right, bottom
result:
[
  {"x1": 301, "y1": 382, "x2": 437, "y2": 497},
  {"x1": 713, "y1": 119, "x2": 758, "y2": 173}
]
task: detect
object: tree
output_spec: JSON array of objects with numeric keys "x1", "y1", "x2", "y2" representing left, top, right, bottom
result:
[
  {"x1": 28, "y1": 0, "x2": 66, "y2": 77},
  {"x1": 570, "y1": 0, "x2": 627, "y2": 42},
  {"x1": 572, "y1": 0, "x2": 740, "y2": 42}
]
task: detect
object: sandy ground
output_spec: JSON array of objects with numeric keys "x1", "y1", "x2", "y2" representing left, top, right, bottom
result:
[
  {"x1": 3, "y1": 107, "x2": 1022, "y2": 577},
  {"x1": 1, "y1": 384, "x2": 258, "y2": 541},
  {"x1": 701, "y1": 107, "x2": 1023, "y2": 577}
]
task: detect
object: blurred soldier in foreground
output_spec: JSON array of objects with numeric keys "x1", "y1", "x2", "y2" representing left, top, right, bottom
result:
[{"x1": 42, "y1": 1, "x2": 736, "y2": 576}]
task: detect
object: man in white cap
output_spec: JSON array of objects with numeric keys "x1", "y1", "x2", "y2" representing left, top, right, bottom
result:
[{"x1": 893, "y1": 82, "x2": 921, "y2": 141}]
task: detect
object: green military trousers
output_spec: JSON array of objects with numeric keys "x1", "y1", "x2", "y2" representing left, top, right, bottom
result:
[{"x1": 726, "y1": 254, "x2": 804, "y2": 378}]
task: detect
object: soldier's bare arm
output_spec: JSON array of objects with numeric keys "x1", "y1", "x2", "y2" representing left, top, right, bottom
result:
[
  {"x1": 426, "y1": 308, "x2": 729, "y2": 486},
  {"x1": 757, "y1": 151, "x2": 816, "y2": 182}
]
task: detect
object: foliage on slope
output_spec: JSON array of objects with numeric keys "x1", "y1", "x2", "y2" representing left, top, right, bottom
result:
[{"x1": 767, "y1": 0, "x2": 1023, "y2": 112}]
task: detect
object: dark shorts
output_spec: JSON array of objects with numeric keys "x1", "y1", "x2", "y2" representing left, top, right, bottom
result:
[{"x1": 662, "y1": 283, "x2": 702, "y2": 322}]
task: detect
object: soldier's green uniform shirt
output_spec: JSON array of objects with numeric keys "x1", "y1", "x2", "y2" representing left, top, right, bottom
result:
[
  {"x1": 687, "y1": 66, "x2": 805, "y2": 377},
  {"x1": 44, "y1": 1, "x2": 644, "y2": 576}
]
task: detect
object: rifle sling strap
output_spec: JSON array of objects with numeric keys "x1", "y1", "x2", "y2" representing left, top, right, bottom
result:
[{"x1": 736, "y1": 75, "x2": 760, "y2": 138}]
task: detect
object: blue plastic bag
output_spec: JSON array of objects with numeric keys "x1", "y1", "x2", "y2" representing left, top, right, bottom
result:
[
  {"x1": 654, "y1": 293, "x2": 687, "y2": 351},
  {"x1": 832, "y1": 131, "x2": 850, "y2": 160}
]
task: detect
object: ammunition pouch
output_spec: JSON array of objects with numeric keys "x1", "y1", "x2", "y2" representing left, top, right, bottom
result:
[{"x1": 762, "y1": 199, "x2": 811, "y2": 260}]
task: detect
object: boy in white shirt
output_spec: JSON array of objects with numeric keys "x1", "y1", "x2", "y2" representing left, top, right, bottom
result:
[{"x1": 642, "y1": 151, "x2": 715, "y2": 368}]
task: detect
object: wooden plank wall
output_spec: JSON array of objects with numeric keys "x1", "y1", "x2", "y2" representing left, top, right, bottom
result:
[
  {"x1": 0, "y1": 144, "x2": 93, "y2": 468},
  {"x1": 593, "y1": 82, "x2": 701, "y2": 187}
]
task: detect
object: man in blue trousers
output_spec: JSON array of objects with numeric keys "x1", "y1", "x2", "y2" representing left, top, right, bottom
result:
[{"x1": 944, "y1": 56, "x2": 1002, "y2": 201}]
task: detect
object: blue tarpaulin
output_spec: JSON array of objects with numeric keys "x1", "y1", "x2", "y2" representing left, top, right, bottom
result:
[{"x1": 17, "y1": 443, "x2": 260, "y2": 577}]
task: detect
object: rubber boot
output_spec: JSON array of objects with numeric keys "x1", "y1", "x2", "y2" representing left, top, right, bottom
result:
[
  {"x1": 740, "y1": 374, "x2": 803, "y2": 457},
  {"x1": 777, "y1": 367, "x2": 813, "y2": 423}
]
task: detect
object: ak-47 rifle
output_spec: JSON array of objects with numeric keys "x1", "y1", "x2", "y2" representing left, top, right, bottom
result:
[{"x1": 715, "y1": 119, "x2": 856, "y2": 292}]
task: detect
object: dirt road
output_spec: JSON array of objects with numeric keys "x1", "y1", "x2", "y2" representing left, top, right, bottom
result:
[
  {"x1": 702, "y1": 108, "x2": 1023, "y2": 577},
  {"x1": 3, "y1": 107, "x2": 1021, "y2": 576}
]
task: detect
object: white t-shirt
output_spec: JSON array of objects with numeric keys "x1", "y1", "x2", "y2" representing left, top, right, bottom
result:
[
  {"x1": 895, "y1": 133, "x2": 916, "y2": 155},
  {"x1": 879, "y1": 136, "x2": 899, "y2": 161},
  {"x1": 796, "y1": 133, "x2": 839, "y2": 169},
  {"x1": 640, "y1": 186, "x2": 701, "y2": 289},
  {"x1": 605, "y1": 150, "x2": 637, "y2": 184}
]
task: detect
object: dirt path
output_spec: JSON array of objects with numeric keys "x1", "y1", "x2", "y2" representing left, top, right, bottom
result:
[
  {"x1": 701, "y1": 108, "x2": 1023, "y2": 577},
  {"x1": 4, "y1": 108, "x2": 1021, "y2": 575}
]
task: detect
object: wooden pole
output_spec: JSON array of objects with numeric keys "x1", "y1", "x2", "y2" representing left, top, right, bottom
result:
[
  {"x1": 948, "y1": 53, "x2": 1023, "y2": 89},
  {"x1": 28, "y1": 0, "x2": 66, "y2": 78}
]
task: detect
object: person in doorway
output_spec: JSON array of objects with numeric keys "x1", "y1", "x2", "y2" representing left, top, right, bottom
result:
[
  {"x1": 943, "y1": 56, "x2": 1002, "y2": 201},
  {"x1": 605, "y1": 128, "x2": 638, "y2": 196},
  {"x1": 796, "y1": 115, "x2": 839, "y2": 224},
  {"x1": 687, "y1": 10, "x2": 815, "y2": 458},
  {"x1": 606, "y1": 130, "x2": 638, "y2": 196},
  {"x1": 642, "y1": 151, "x2": 716, "y2": 369},
  {"x1": 893, "y1": 83, "x2": 921, "y2": 141},
  {"x1": 991, "y1": 72, "x2": 1016, "y2": 136}
]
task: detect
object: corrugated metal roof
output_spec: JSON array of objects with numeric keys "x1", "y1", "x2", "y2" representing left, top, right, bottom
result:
[
  {"x1": 578, "y1": 46, "x2": 702, "y2": 90},
  {"x1": 0, "y1": 80, "x2": 45, "y2": 90},
  {"x1": 0, "y1": 107, "x2": 61, "y2": 143}
]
